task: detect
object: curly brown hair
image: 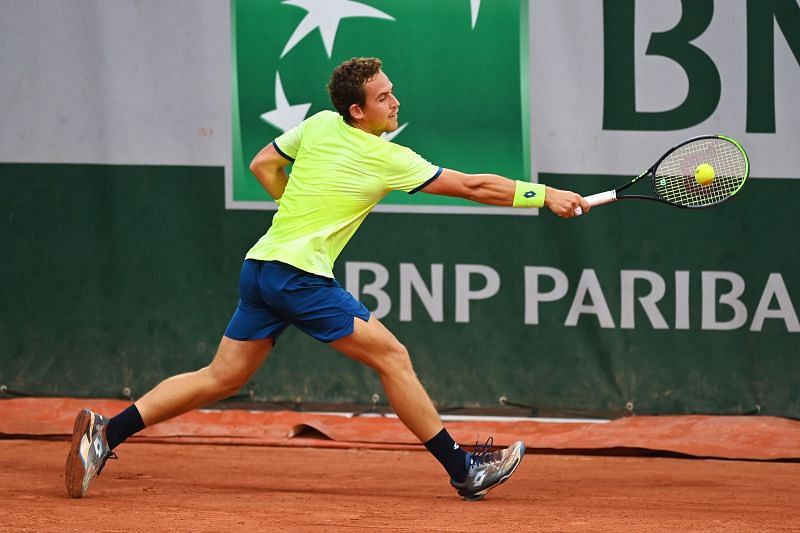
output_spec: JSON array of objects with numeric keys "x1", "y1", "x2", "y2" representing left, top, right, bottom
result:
[{"x1": 327, "y1": 57, "x2": 383, "y2": 124}]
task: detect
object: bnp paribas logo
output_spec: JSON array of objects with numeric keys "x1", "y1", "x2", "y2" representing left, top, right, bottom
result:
[
  {"x1": 232, "y1": 0, "x2": 530, "y2": 215},
  {"x1": 261, "y1": 0, "x2": 483, "y2": 141}
]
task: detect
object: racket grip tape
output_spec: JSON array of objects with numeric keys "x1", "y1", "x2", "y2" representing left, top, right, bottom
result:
[{"x1": 574, "y1": 190, "x2": 617, "y2": 216}]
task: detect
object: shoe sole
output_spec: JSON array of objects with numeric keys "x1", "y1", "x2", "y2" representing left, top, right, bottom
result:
[
  {"x1": 462, "y1": 443, "x2": 526, "y2": 502},
  {"x1": 64, "y1": 409, "x2": 92, "y2": 499}
]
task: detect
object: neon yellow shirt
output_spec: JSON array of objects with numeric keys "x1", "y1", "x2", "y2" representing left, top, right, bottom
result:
[{"x1": 246, "y1": 111, "x2": 441, "y2": 278}]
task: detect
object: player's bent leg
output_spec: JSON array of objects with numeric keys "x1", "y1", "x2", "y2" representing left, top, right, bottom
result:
[
  {"x1": 330, "y1": 315, "x2": 443, "y2": 442},
  {"x1": 331, "y1": 316, "x2": 525, "y2": 501},
  {"x1": 136, "y1": 336, "x2": 273, "y2": 426}
]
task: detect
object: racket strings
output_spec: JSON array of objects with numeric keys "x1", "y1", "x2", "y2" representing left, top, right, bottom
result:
[{"x1": 653, "y1": 138, "x2": 747, "y2": 207}]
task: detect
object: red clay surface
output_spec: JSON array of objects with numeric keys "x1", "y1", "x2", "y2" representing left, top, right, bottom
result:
[{"x1": 1, "y1": 439, "x2": 798, "y2": 532}]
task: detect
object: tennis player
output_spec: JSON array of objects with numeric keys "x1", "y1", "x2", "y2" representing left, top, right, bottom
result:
[{"x1": 65, "y1": 57, "x2": 590, "y2": 501}]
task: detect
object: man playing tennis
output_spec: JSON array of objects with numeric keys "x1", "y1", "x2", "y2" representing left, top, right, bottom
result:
[{"x1": 65, "y1": 57, "x2": 590, "y2": 501}]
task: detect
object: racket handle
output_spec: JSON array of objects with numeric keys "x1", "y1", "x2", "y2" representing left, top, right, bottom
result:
[{"x1": 574, "y1": 190, "x2": 617, "y2": 216}]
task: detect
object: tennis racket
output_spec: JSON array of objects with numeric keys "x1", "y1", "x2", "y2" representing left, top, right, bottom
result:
[{"x1": 575, "y1": 135, "x2": 749, "y2": 215}]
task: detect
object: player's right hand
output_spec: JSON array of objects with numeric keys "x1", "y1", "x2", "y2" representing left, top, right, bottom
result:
[{"x1": 545, "y1": 186, "x2": 589, "y2": 218}]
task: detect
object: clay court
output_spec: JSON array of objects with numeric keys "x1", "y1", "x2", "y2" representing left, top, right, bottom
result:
[
  {"x1": 1, "y1": 399, "x2": 799, "y2": 532},
  {"x1": 2, "y1": 440, "x2": 799, "y2": 532}
]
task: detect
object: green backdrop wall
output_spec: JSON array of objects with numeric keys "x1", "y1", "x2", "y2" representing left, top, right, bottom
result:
[{"x1": 1, "y1": 163, "x2": 797, "y2": 417}]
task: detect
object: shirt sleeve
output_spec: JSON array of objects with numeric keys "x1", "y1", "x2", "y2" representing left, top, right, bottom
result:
[
  {"x1": 384, "y1": 145, "x2": 443, "y2": 194},
  {"x1": 272, "y1": 120, "x2": 306, "y2": 161}
]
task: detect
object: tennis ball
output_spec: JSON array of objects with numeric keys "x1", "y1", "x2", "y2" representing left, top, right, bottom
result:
[{"x1": 695, "y1": 163, "x2": 715, "y2": 186}]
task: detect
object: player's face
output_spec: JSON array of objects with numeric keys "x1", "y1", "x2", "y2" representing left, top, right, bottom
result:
[{"x1": 351, "y1": 70, "x2": 400, "y2": 136}]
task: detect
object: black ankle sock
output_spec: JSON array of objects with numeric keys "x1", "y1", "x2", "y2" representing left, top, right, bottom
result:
[
  {"x1": 424, "y1": 428, "x2": 469, "y2": 483},
  {"x1": 105, "y1": 404, "x2": 145, "y2": 450}
]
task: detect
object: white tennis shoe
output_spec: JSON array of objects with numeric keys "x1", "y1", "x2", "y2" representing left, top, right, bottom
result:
[
  {"x1": 65, "y1": 408, "x2": 116, "y2": 498},
  {"x1": 450, "y1": 438, "x2": 525, "y2": 501}
]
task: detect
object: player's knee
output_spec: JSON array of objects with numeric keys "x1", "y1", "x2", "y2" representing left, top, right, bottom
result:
[
  {"x1": 206, "y1": 362, "x2": 250, "y2": 397},
  {"x1": 377, "y1": 342, "x2": 414, "y2": 377}
]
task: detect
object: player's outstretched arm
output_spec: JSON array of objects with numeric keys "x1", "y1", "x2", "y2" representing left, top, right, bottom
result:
[
  {"x1": 250, "y1": 143, "x2": 291, "y2": 202},
  {"x1": 420, "y1": 168, "x2": 589, "y2": 217}
]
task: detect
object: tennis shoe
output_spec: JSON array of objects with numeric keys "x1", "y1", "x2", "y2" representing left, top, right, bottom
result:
[
  {"x1": 450, "y1": 438, "x2": 525, "y2": 501},
  {"x1": 65, "y1": 408, "x2": 116, "y2": 498}
]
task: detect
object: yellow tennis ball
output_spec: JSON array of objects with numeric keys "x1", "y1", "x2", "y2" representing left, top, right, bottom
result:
[{"x1": 695, "y1": 163, "x2": 715, "y2": 185}]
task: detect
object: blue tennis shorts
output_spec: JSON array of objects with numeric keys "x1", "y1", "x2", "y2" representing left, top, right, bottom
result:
[{"x1": 224, "y1": 259, "x2": 370, "y2": 343}]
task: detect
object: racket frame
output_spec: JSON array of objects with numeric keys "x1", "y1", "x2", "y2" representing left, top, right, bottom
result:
[{"x1": 576, "y1": 135, "x2": 749, "y2": 214}]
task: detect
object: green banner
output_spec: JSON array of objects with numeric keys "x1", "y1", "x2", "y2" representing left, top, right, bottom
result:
[
  {"x1": 2, "y1": 164, "x2": 798, "y2": 418},
  {"x1": 232, "y1": 0, "x2": 530, "y2": 214}
]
